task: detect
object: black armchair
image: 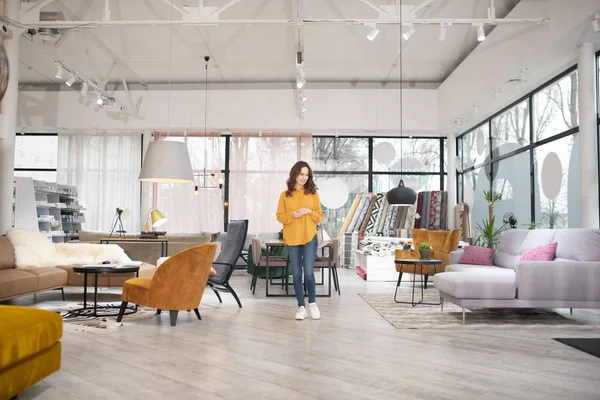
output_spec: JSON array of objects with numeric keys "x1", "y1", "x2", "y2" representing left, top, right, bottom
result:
[{"x1": 207, "y1": 219, "x2": 249, "y2": 308}]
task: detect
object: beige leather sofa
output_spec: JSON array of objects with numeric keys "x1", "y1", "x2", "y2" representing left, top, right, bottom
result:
[
  {"x1": 78, "y1": 231, "x2": 219, "y2": 264},
  {"x1": 0, "y1": 236, "x2": 155, "y2": 302}
]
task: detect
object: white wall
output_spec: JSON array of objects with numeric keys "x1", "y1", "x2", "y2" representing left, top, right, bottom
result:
[{"x1": 17, "y1": 88, "x2": 438, "y2": 135}]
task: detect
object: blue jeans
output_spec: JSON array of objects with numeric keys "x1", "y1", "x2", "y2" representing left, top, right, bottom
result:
[{"x1": 287, "y1": 235, "x2": 317, "y2": 307}]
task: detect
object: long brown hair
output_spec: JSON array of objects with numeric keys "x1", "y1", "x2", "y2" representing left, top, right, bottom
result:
[{"x1": 285, "y1": 161, "x2": 317, "y2": 197}]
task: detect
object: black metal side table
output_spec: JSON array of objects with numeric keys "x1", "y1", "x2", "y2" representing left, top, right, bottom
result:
[
  {"x1": 71, "y1": 265, "x2": 140, "y2": 317},
  {"x1": 394, "y1": 258, "x2": 442, "y2": 306}
]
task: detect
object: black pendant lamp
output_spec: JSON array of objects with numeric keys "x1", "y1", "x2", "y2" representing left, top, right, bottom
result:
[{"x1": 386, "y1": 11, "x2": 417, "y2": 207}]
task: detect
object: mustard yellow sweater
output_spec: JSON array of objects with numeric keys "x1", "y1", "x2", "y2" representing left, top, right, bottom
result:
[{"x1": 276, "y1": 189, "x2": 323, "y2": 246}]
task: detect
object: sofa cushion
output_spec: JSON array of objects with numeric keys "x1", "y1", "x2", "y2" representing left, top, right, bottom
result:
[
  {"x1": 519, "y1": 242, "x2": 557, "y2": 262},
  {"x1": 494, "y1": 230, "x2": 529, "y2": 269},
  {"x1": 445, "y1": 264, "x2": 502, "y2": 272},
  {"x1": 458, "y1": 246, "x2": 495, "y2": 266},
  {"x1": 0, "y1": 270, "x2": 38, "y2": 300},
  {"x1": 518, "y1": 229, "x2": 557, "y2": 254},
  {"x1": 18, "y1": 268, "x2": 68, "y2": 291},
  {"x1": 0, "y1": 236, "x2": 14, "y2": 270},
  {"x1": 0, "y1": 305, "x2": 63, "y2": 370},
  {"x1": 554, "y1": 228, "x2": 600, "y2": 262},
  {"x1": 434, "y1": 270, "x2": 516, "y2": 300}
]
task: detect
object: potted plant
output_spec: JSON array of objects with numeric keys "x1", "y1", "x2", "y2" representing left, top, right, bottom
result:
[
  {"x1": 474, "y1": 190, "x2": 506, "y2": 249},
  {"x1": 523, "y1": 221, "x2": 536, "y2": 230},
  {"x1": 419, "y1": 242, "x2": 432, "y2": 259}
]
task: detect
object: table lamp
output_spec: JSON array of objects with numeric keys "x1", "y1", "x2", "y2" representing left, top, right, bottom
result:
[{"x1": 144, "y1": 208, "x2": 167, "y2": 232}]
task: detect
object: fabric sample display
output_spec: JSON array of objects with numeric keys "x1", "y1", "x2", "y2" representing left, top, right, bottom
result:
[
  {"x1": 455, "y1": 202, "x2": 471, "y2": 241},
  {"x1": 358, "y1": 195, "x2": 376, "y2": 233},
  {"x1": 365, "y1": 193, "x2": 384, "y2": 234},
  {"x1": 337, "y1": 194, "x2": 361, "y2": 239},
  {"x1": 376, "y1": 198, "x2": 389, "y2": 234},
  {"x1": 348, "y1": 196, "x2": 369, "y2": 233}
]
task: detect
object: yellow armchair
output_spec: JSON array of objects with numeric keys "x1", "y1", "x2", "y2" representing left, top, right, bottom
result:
[
  {"x1": 117, "y1": 243, "x2": 217, "y2": 326},
  {"x1": 395, "y1": 229, "x2": 460, "y2": 282}
]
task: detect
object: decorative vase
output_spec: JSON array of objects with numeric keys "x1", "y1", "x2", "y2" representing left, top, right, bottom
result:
[{"x1": 420, "y1": 249, "x2": 431, "y2": 259}]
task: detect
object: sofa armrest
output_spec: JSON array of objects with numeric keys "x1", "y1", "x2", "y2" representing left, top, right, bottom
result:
[
  {"x1": 516, "y1": 260, "x2": 600, "y2": 301},
  {"x1": 449, "y1": 250, "x2": 463, "y2": 265}
]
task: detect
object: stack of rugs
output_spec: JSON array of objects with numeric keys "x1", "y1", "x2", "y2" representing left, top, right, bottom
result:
[
  {"x1": 414, "y1": 191, "x2": 449, "y2": 231},
  {"x1": 336, "y1": 193, "x2": 418, "y2": 268}
]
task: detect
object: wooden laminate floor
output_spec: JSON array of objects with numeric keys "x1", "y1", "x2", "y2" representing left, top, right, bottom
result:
[{"x1": 9, "y1": 269, "x2": 600, "y2": 400}]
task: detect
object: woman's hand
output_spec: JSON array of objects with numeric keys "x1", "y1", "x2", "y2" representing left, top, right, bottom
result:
[
  {"x1": 293, "y1": 210, "x2": 303, "y2": 218},
  {"x1": 298, "y1": 208, "x2": 312, "y2": 215}
]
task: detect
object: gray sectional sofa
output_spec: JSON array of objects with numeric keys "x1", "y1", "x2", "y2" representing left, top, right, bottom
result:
[{"x1": 433, "y1": 228, "x2": 600, "y2": 323}]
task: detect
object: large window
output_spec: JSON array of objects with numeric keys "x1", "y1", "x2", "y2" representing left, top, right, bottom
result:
[
  {"x1": 14, "y1": 133, "x2": 58, "y2": 181},
  {"x1": 457, "y1": 65, "x2": 584, "y2": 238}
]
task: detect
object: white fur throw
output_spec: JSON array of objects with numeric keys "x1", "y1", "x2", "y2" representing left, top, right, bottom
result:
[{"x1": 6, "y1": 229, "x2": 131, "y2": 268}]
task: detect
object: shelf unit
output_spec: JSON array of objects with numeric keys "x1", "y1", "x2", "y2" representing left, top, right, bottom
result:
[{"x1": 13, "y1": 177, "x2": 85, "y2": 243}]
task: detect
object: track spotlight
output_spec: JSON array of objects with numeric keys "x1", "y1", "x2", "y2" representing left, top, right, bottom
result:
[
  {"x1": 592, "y1": 15, "x2": 600, "y2": 33},
  {"x1": 80, "y1": 82, "x2": 88, "y2": 96},
  {"x1": 439, "y1": 24, "x2": 447, "y2": 41},
  {"x1": 55, "y1": 65, "x2": 64, "y2": 79},
  {"x1": 402, "y1": 25, "x2": 416, "y2": 41},
  {"x1": 300, "y1": 94, "x2": 307, "y2": 102},
  {"x1": 65, "y1": 74, "x2": 76, "y2": 87},
  {"x1": 96, "y1": 94, "x2": 104, "y2": 105},
  {"x1": 366, "y1": 25, "x2": 379, "y2": 41},
  {"x1": 296, "y1": 79, "x2": 305, "y2": 89},
  {"x1": 477, "y1": 24, "x2": 486, "y2": 41}
]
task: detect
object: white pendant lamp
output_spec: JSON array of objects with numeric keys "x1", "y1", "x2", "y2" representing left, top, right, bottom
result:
[{"x1": 139, "y1": 140, "x2": 194, "y2": 184}]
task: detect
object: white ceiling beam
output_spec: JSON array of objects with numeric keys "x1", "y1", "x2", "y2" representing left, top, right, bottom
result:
[
  {"x1": 19, "y1": 16, "x2": 547, "y2": 28},
  {"x1": 25, "y1": 0, "x2": 56, "y2": 17},
  {"x1": 412, "y1": 0, "x2": 437, "y2": 15},
  {"x1": 211, "y1": 0, "x2": 243, "y2": 16},
  {"x1": 357, "y1": 0, "x2": 389, "y2": 15},
  {"x1": 161, "y1": 0, "x2": 189, "y2": 16}
]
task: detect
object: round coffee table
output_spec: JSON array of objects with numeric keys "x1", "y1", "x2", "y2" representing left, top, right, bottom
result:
[
  {"x1": 394, "y1": 258, "x2": 442, "y2": 306},
  {"x1": 71, "y1": 265, "x2": 140, "y2": 317}
]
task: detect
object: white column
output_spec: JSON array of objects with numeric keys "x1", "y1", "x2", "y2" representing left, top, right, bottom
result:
[
  {"x1": 578, "y1": 43, "x2": 599, "y2": 228},
  {"x1": 446, "y1": 133, "x2": 457, "y2": 229},
  {"x1": 140, "y1": 131, "x2": 152, "y2": 230},
  {"x1": 0, "y1": 0, "x2": 22, "y2": 234}
]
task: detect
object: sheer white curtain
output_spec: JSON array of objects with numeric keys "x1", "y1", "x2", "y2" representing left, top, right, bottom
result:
[
  {"x1": 57, "y1": 131, "x2": 142, "y2": 233},
  {"x1": 229, "y1": 132, "x2": 313, "y2": 235},
  {"x1": 152, "y1": 133, "x2": 224, "y2": 233}
]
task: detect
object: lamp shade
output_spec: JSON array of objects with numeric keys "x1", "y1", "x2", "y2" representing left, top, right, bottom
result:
[
  {"x1": 386, "y1": 179, "x2": 417, "y2": 206},
  {"x1": 139, "y1": 141, "x2": 194, "y2": 184},
  {"x1": 150, "y1": 209, "x2": 167, "y2": 227}
]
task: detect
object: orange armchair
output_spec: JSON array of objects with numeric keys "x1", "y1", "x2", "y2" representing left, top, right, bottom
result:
[
  {"x1": 395, "y1": 229, "x2": 460, "y2": 284},
  {"x1": 117, "y1": 243, "x2": 217, "y2": 326}
]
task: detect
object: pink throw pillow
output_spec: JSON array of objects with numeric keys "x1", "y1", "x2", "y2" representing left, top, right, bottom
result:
[
  {"x1": 520, "y1": 242, "x2": 558, "y2": 262},
  {"x1": 458, "y1": 246, "x2": 496, "y2": 266}
]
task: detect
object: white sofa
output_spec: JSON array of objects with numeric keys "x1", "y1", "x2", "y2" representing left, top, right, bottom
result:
[{"x1": 433, "y1": 228, "x2": 600, "y2": 323}]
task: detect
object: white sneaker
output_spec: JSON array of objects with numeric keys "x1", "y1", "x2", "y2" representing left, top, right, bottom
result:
[
  {"x1": 309, "y1": 303, "x2": 320, "y2": 320},
  {"x1": 295, "y1": 306, "x2": 308, "y2": 320}
]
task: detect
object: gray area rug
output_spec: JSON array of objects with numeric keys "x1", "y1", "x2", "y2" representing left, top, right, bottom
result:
[
  {"x1": 32, "y1": 301, "x2": 156, "y2": 332},
  {"x1": 359, "y1": 289, "x2": 594, "y2": 329}
]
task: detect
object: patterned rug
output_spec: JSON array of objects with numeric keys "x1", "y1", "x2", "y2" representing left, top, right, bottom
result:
[
  {"x1": 359, "y1": 289, "x2": 595, "y2": 329},
  {"x1": 32, "y1": 301, "x2": 156, "y2": 332}
]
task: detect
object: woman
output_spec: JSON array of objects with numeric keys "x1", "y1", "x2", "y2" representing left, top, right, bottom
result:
[{"x1": 276, "y1": 161, "x2": 323, "y2": 320}]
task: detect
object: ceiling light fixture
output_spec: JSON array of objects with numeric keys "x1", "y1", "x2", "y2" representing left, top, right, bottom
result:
[
  {"x1": 439, "y1": 23, "x2": 449, "y2": 41},
  {"x1": 387, "y1": 7, "x2": 417, "y2": 207},
  {"x1": 54, "y1": 64, "x2": 64, "y2": 79},
  {"x1": 477, "y1": 24, "x2": 486, "y2": 41},
  {"x1": 402, "y1": 25, "x2": 415, "y2": 41},
  {"x1": 80, "y1": 81, "x2": 88, "y2": 96},
  {"x1": 366, "y1": 24, "x2": 379, "y2": 41},
  {"x1": 65, "y1": 74, "x2": 76, "y2": 87}
]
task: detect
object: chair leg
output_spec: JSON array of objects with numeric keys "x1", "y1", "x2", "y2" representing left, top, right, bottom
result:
[
  {"x1": 225, "y1": 283, "x2": 242, "y2": 308},
  {"x1": 61, "y1": 287, "x2": 65, "y2": 301},
  {"x1": 169, "y1": 310, "x2": 179, "y2": 326},
  {"x1": 424, "y1": 275, "x2": 429, "y2": 289},
  {"x1": 116, "y1": 301, "x2": 128, "y2": 322},
  {"x1": 208, "y1": 283, "x2": 223, "y2": 303},
  {"x1": 333, "y1": 267, "x2": 341, "y2": 295},
  {"x1": 193, "y1": 308, "x2": 202, "y2": 320},
  {"x1": 156, "y1": 309, "x2": 161, "y2": 315}
]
